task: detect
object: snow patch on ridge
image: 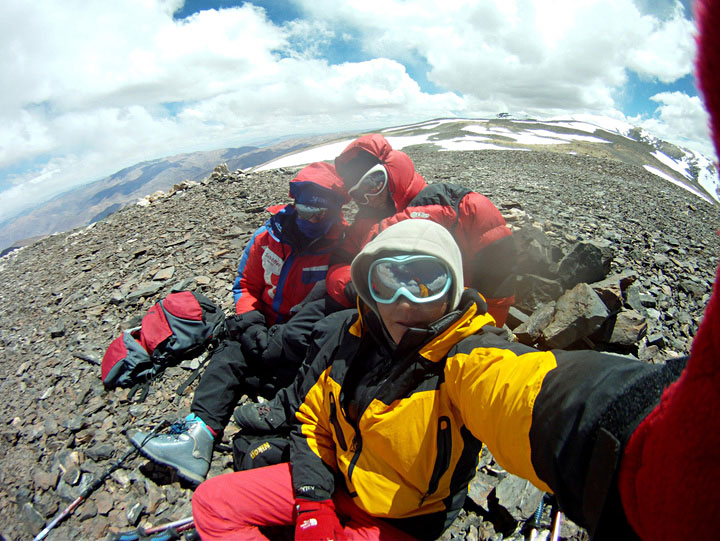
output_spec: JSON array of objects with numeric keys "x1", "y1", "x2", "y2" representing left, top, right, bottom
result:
[{"x1": 253, "y1": 116, "x2": 719, "y2": 204}]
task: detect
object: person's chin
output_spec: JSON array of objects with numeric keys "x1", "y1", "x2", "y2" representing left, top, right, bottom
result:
[{"x1": 389, "y1": 324, "x2": 408, "y2": 343}]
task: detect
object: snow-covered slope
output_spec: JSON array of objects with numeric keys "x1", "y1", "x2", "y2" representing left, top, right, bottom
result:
[{"x1": 255, "y1": 116, "x2": 719, "y2": 205}]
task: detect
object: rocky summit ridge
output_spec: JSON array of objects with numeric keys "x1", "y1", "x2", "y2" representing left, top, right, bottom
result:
[
  {"x1": 3, "y1": 115, "x2": 717, "y2": 258},
  {"x1": 0, "y1": 147, "x2": 718, "y2": 540}
]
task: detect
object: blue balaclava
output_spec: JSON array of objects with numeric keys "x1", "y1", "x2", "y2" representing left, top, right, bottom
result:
[
  {"x1": 290, "y1": 182, "x2": 343, "y2": 239},
  {"x1": 296, "y1": 215, "x2": 334, "y2": 239}
]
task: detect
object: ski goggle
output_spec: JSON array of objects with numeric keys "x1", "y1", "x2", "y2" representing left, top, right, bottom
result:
[
  {"x1": 369, "y1": 255, "x2": 452, "y2": 304},
  {"x1": 348, "y1": 164, "x2": 388, "y2": 205},
  {"x1": 294, "y1": 203, "x2": 329, "y2": 223}
]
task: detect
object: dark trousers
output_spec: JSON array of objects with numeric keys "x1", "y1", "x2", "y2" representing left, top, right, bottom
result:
[
  {"x1": 190, "y1": 339, "x2": 262, "y2": 434},
  {"x1": 191, "y1": 298, "x2": 338, "y2": 435}
]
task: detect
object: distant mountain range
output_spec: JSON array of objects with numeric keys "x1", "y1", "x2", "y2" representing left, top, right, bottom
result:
[
  {"x1": 1, "y1": 115, "x2": 717, "y2": 254},
  {"x1": 0, "y1": 134, "x2": 342, "y2": 254}
]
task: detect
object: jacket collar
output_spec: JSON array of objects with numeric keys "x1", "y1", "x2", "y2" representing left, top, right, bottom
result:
[{"x1": 351, "y1": 288, "x2": 495, "y2": 361}]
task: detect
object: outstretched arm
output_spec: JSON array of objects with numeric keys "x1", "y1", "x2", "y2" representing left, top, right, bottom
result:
[
  {"x1": 618, "y1": 1, "x2": 720, "y2": 532},
  {"x1": 618, "y1": 260, "x2": 720, "y2": 539},
  {"x1": 618, "y1": 1, "x2": 720, "y2": 536}
]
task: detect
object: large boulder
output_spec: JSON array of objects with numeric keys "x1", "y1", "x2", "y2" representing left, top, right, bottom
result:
[
  {"x1": 541, "y1": 283, "x2": 610, "y2": 349},
  {"x1": 556, "y1": 240, "x2": 614, "y2": 290}
]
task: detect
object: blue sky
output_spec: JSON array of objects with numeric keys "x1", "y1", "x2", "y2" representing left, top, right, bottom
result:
[
  {"x1": 621, "y1": 72, "x2": 696, "y2": 117},
  {"x1": 0, "y1": 0, "x2": 713, "y2": 224}
]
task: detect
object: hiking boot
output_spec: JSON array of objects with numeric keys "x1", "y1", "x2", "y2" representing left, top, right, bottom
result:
[
  {"x1": 233, "y1": 400, "x2": 285, "y2": 434},
  {"x1": 129, "y1": 413, "x2": 213, "y2": 484}
]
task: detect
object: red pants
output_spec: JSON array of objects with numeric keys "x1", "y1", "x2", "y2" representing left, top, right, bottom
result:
[{"x1": 192, "y1": 462, "x2": 416, "y2": 540}]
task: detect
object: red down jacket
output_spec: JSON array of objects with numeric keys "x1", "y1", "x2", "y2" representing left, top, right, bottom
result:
[
  {"x1": 328, "y1": 134, "x2": 516, "y2": 326},
  {"x1": 232, "y1": 165, "x2": 347, "y2": 325}
]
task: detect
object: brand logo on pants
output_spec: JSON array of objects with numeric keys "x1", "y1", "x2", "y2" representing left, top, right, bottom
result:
[{"x1": 299, "y1": 518, "x2": 318, "y2": 530}]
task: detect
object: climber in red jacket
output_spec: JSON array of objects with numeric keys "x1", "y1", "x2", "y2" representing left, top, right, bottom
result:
[{"x1": 328, "y1": 133, "x2": 516, "y2": 327}]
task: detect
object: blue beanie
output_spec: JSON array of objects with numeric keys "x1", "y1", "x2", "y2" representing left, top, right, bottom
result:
[{"x1": 290, "y1": 181, "x2": 344, "y2": 209}]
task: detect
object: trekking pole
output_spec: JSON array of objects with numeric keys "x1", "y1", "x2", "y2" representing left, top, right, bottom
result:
[
  {"x1": 526, "y1": 495, "x2": 545, "y2": 541},
  {"x1": 550, "y1": 508, "x2": 563, "y2": 541},
  {"x1": 33, "y1": 446, "x2": 138, "y2": 541},
  {"x1": 110, "y1": 516, "x2": 194, "y2": 541},
  {"x1": 33, "y1": 420, "x2": 168, "y2": 541}
]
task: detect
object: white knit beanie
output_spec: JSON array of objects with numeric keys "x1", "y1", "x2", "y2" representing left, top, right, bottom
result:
[{"x1": 350, "y1": 219, "x2": 464, "y2": 311}]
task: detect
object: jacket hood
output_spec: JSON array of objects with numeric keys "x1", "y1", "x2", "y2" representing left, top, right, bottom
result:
[
  {"x1": 267, "y1": 204, "x2": 345, "y2": 250},
  {"x1": 289, "y1": 161, "x2": 349, "y2": 207},
  {"x1": 334, "y1": 134, "x2": 427, "y2": 211},
  {"x1": 351, "y1": 219, "x2": 464, "y2": 315}
]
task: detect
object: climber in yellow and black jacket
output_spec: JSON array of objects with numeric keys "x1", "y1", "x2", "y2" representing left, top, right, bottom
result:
[
  {"x1": 285, "y1": 218, "x2": 683, "y2": 541},
  {"x1": 193, "y1": 217, "x2": 719, "y2": 541}
]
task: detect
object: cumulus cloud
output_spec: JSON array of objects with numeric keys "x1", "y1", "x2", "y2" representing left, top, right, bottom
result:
[
  {"x1": 299, "y1": 0, "x2": 697, "y2": 113},
  {"x1": 625, "y1": 2, "x2": 696, "y2": 82},
  {"x1": 633, "y1": 92, "x2": 714, "y2": 156},
  {"x1": 0, "y1": 0, "x2": 711, "y2": 223}
]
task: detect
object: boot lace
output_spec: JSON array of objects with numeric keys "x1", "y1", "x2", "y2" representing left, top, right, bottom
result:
[{"x1": 168, "y1": 419, "x2": 193, "y2": 435}]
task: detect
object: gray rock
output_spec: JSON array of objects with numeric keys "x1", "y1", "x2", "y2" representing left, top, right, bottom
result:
[
  {"x1": 62, "y1": 465, "x2": 82, "y2": 486},
  {"x1": 33, "y1": 469, "x2": 59, "y2": 491},
  {"x1": 126, "y1": 500, "x2": 146, "y2": 526},
  {"x1": 514, "y1": 274, "x2": 564, "y2": 314},
  {"x1": 49, "y1": 321, "x2": 66, "y2": 338},
  {"x1": 513, "y1": 224, "x2": 561, "y2": 279},
  {"x1": 20, "y1": 502, "x2": 46, "y2": 535},
  {"x1": 95, "y1": 490, "x2": 115, "y2": 516},
  {"x1": 646, "y1": 332, "x2": 666, "y2": 348},
  {"x1": 152, "y1": 266, "x2": 176, "y2": 281},
  {"x1": 591, "y1": 276, "x2": 625, "y2": 313},
  {"x1": 62, "y1": 415, "x2": 86, "y2": 433},
  {"x1": 467, "y1": 470, "x2": 501, "y2": 509},
  {"x1": 494, "y1": 475, "x2": 544, "y2": 522},
  {"x1": 506, "y1": 306, "x2": 529, "y2": 329},
  {"x1": 515, "y1": 302, "x2": 556, "y2": 345},
  {"x1": 77, "y1": 499, "x2": 98, "y2": 521},
  {"x1": 86, "y1": 444, "x2": 114, "y2": 462},
  {"x1": 609, "y1": 310, "x2": 648, "y2": 346},
  {"x1": 126, "y1": 281, "x2": 165, "y2": 303},
  {"x1": 542, "y1": 283, "x2": 610, "y2": 348},
  {"x1": 557, "y1": 240, "x2": 614, "y2": 290},
  {"x1": 33, "y1": 491, "x2": 59, "y2": 518}
]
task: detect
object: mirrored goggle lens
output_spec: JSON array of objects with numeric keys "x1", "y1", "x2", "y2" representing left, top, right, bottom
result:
[
  {"x1": 369, "y1": 255, "x2": 451, "y2": 304},
  {"x1": 348, "y1": 164, "x2": 387, "y2": 202},
  {"x1": 295, "y1": 204, "x2": 328, "y2": 222}
]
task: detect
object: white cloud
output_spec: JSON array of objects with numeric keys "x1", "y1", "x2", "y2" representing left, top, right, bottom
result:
[
  {"x1": 1, "y1": 1, "x2": 288, "y2": 112},
  {"x1": 0, "y1": 0, "x2": 713, "y2": 224},
  {"x1": 625, "y1": 2, "x2": 696, "y2": 83},
  {"x1": 632, "y1": 91, "x2": 714, "y2": 156},
  {"x1": 298, "y1": 0, "x2": 696, "y2": 112}
]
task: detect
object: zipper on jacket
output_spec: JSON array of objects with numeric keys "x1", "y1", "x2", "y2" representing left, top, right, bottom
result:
[
  {"x1": 329, "y1": 392, "x2": 348, "y2": 451},
  {"x1": 420, "y1": 416, "x2": 452, "y2": 507},
  {"x1": 347, "y1": 434, "x2": 363, "y2": 482}
]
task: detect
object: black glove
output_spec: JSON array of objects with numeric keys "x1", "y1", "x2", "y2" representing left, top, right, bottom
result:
[
  {"x1": 225, "y1": 310, "x2": 265, "y2": 341},
  {"x1": 240, "y1": 324, "x2": 269, "y2": 360},
  {"x1": 344, "y1": 282, "x2": 358, "y2": 305}
]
